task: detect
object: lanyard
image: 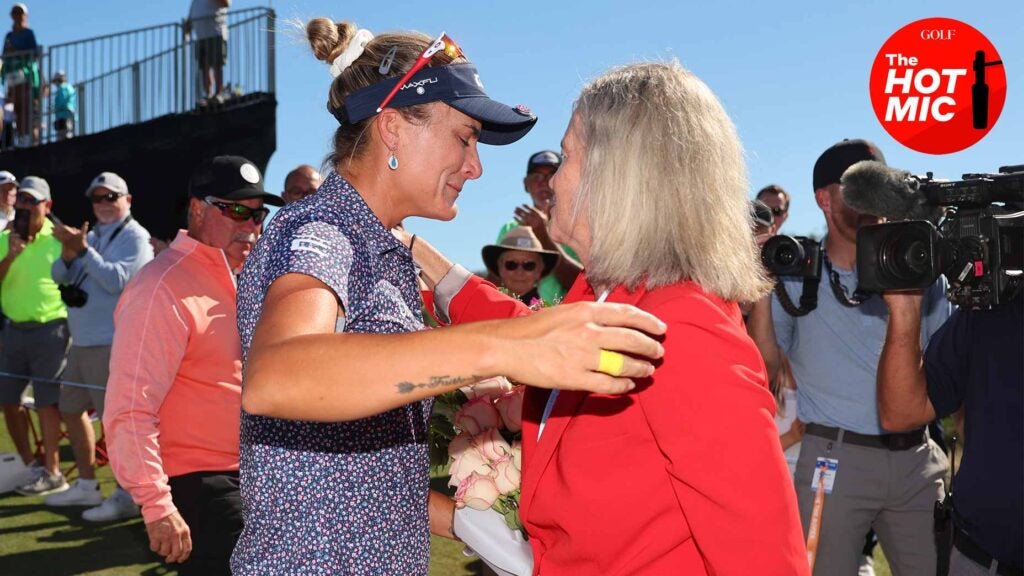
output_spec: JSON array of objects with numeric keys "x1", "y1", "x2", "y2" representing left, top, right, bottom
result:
[
  {"x1": 68, "y1": 215, "x2": 133, "y2": 287},
  {"x1": 537, "y1": 288, "x2": 611, "y2": 441}
]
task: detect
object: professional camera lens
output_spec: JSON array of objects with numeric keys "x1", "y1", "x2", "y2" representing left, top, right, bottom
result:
[
  {"x1": 762, "y1": 235, "x2": 806, "y2": 276},
  {"x1": 879, "y1": 235, "x2": 932, "y2": 282}
]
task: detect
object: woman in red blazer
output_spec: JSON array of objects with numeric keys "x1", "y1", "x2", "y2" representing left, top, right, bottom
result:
[{"x1": 418, "y1": 61, "x2": 808, "y2": 575}]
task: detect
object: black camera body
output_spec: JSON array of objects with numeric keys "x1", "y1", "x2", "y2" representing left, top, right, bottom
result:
[
  {"x1": 857, "y1": 165, "x2": 1024, "y2": 309},
  {"x1": 58, "y1": 284, "x2": 88, "y2": 308},
  {"x1": 761, "y1": 235, "x2": 822, "y2": 279}
]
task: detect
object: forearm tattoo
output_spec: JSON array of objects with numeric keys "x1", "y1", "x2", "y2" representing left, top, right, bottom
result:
[{"x1": 395, "y1": 375, "x2": 481, "y2": 394}]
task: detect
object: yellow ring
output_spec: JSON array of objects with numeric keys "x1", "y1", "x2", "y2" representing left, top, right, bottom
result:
[{"x1": 597, "y1": 350, "x2": 626, "y2": 377}]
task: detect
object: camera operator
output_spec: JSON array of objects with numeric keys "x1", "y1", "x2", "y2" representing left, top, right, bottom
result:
[
  {"x1": 48, "y1": 172, "x2": 152, "y2": 520},
  {"x1": 878, "y1": 287, "x2": 1023, "y2": 575},
  {"x1": 746, "y1": 139, "x2": 952, "y2": 575}
]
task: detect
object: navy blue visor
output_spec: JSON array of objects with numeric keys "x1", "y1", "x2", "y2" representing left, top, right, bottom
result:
[{"x1": 337, "y1": 63, "x2": 537, "y2": 146}]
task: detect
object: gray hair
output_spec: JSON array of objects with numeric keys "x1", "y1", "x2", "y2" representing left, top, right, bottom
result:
[{"x1": 571, "y1": 61, "x2": 770, "y2": 302}]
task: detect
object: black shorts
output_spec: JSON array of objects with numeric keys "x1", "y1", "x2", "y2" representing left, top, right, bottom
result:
[
  {"x1": 54, "y1": 118, "x2": 74, "y2": 133},
  {"x1": 195, "y1": 36, "x2": 227, "y2": 69},
  {"x1": 167, "y1": 471, "x2": 242, "y2": 576}
]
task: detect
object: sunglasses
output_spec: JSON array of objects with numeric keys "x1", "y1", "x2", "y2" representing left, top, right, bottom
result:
[
  {"x1": 15, "y1": 192, "x2": 45, "y2": 205},
  {"x1": 204, "y1": 196, "x2": 269, "y2": 225},
  {"x1": 90, "y1": 192, "x2": 126, "y2": 204},
  {"x1": 770, "y1": 207, "x2": 787, "y2": 217},
  {"x1": 376, "y1": 32, "x2": 464, "y2": 113},
  {"x1": 503, "y1": 260, "x2": 538, "y2": 272}
]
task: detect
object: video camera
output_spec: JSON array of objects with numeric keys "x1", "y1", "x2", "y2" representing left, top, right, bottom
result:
[{"x1": 856, "y1": 165, "x2": 1024, "y2": 309}]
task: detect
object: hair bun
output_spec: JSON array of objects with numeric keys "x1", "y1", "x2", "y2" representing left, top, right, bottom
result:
[{"x1": 307, "y1": 18, "x2": 356, "y2": 64}]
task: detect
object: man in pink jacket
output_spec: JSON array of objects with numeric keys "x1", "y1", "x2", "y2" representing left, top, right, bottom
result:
[{"x1": 104, "y1": 156, "x2": 283, "y2": 575}]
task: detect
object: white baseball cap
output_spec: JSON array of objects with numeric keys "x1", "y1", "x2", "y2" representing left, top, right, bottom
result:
[
  {"x1": 0, "y1": 170, "x2": 17, "y2": 187},
  {"x1": 85, "y1": 171, "x2": 129, "y2": 197}
]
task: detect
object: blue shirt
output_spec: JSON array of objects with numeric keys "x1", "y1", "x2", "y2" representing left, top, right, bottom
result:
[
  {"x1": 3, "y1": 28, "x2": 37, "y2": 76},
  {"x1": 925, "y1": 295, "x2": 1023, "y2": 568},
  {"x1": 233, "y1": 172, "x2": 431, "y2": 575},
  {"x1": 51, "y1": 215, "x2": 153, "y2": 346},
  {"x1": 54, "y1": 83, "x2": 76, "y2": 120},
  {"x1": 3, "y1": 28, "x2": 36, "y2": 54},
  {"x1": 772, "y1": 251, "x2": 951, "y2": 434}
]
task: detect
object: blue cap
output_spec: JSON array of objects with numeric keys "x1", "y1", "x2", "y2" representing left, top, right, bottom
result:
[{"x1": 337, "y1": 63, "x2": 537, "y2": 146}]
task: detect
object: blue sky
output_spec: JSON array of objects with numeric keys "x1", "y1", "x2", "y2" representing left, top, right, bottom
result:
[{"x1": 28, "y1": 0, "x2": 1023, "y2": 270}]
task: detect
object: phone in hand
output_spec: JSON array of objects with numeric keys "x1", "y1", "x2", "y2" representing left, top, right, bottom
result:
[{"x1": 12, "y1": 208, "x2": 30, "y2": 240}]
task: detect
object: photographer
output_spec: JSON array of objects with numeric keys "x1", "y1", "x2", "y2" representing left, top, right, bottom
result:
[
  {"x1": 746, "y1": 139, "x2": 951, "y2": 575},
  {"x1": 48, "y1": 172, "x2": 152, "y2": 520},
  {"x1": 879, "y1": 288, "x2": 1022, "y2": 575}
]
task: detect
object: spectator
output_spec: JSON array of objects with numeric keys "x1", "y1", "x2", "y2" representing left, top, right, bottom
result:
[
  {"x1": 1, "y1": 91, "x2": 14, "y2": 148},
  {"x1": 44, "y1": 172, "x2": 153, "y2": 522},
  {"x1": 481, "y1": 225, "x2": 558, "y2": 305},
  {"x1": 0, "y1": 176, "x2": 70, "y2": 496},
  {"x1": 50, "y1": 70, "x2": 76, "y2": 140},
  {"x1": 104, "y1": 156, "x2": 281, "y2": 574},
  {"x1": 2, "y1": 2, "x2": 39, "y2": 147},
  {"x1": 495, "y1": 150, "x2": 582, "y2": 304},
  {"x1": 0, "y1": 170, "x2": 15, "y2": 229},
  {"x1": 281, "y1": 164, "x2": 321, "y2": 204},
  {"x1": 879, "y1": 290, "x2": 1022, "y2": 575},
  {"x1": 746, "y1": 139, "x2": 951, "y2": 575},
  {"x1": 185, "y1": 0, "x2": 230, "y2": 105},
  {"x1": 757, "y1": 183, "x2": 791, "y2": 231},
  {"x1": 0, "y1": 171, "x2": 16, "y2": 327}
]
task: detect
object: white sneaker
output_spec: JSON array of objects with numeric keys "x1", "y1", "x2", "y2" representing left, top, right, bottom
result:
[
  {"x1": 16, "y1": 471, "x2": 69, "y2": 496},
  {"x1": 44, "y1": 479, "x2": 103, "y2": 507},
  {"x1": 82, "y1": 487, "x2": 140, "y2": 522},
  {"x1": 23, "y1": 461, "x2": 45, "y2": 484}
]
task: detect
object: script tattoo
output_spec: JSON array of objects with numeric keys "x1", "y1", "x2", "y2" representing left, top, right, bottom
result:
[{"x1": 395, "y1": 375, "x2": 482, "y2": 394}]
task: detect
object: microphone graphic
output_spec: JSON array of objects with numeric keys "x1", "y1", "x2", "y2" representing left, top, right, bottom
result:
[{"x1": 972, "y1": 50, "x2": 1003, "y2": 129}]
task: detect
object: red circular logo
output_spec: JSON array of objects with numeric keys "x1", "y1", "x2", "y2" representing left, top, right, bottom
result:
[{"x1": 869, "y1": 18, "x2": 1006, "y2": 155}]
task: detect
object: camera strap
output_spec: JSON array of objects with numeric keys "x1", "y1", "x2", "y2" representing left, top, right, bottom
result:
[
  {"x1": 822, "y1": 249, "x2": 871, "y2": 307},
  {"x1": 774, "y1": 276, "x2": 820, "y2": 317},
  {"x1": 775, "y1": 243, "x2": 823, "y2": 317},
  {"x1": 68, "y1": 215, "x2": 133, "y2": 288}
]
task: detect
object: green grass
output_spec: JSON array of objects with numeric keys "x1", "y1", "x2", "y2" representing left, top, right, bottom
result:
[
  {"x1": 0, "y1": 412, "x2": 479, "y2": 576},
  {"x1": 1, "y1": 409, "x2": 906, "y2": 576}
]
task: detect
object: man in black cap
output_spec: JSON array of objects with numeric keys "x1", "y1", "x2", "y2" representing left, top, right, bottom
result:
[
  {"x1": 104, "y1": 156, "x2": 282, "y2": 573},
  {"x1": 494, "y1": 150, "x2": 581, "y2": 304},
  {"x1": 746, "y1": 139, "x2": 951, "y2": 576}
]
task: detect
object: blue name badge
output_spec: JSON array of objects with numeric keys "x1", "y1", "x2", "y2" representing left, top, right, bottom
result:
[{"x1": 810, "y1": 457, "x2": 839, "y2": 495}]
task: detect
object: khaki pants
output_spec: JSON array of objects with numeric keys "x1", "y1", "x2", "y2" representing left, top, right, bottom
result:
[
  {"x1": 796, "y1": 430, "x2": 948, "y2": 576},
  {"x1": 57, "y1": 345, "x2": 111, "y2": 417}
]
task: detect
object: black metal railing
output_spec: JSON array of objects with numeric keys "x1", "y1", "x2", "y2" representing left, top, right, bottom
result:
[{"x1": 1, "y1": 6, "x2": 274, "y2": 149}]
